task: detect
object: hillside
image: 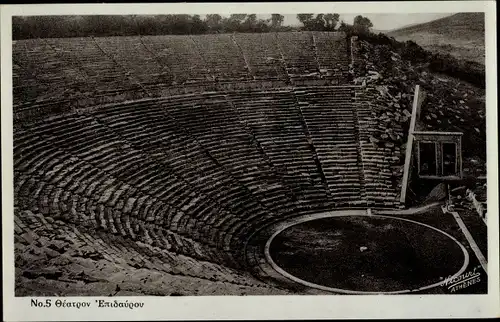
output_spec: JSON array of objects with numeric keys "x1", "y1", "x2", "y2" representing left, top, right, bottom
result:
[
  {"x1": 388, "y1": 13, "x2": 485, "y2": 65},
  {"x1": 351, "y1": 34, "x2": 486, "y2": 179}
]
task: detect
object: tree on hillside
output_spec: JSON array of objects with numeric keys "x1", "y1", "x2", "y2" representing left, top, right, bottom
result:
[
  {"x1": 205, "y1": 14, "x2": 223, "y2": 33},
  {"x1": 271, "y1": 14, "x2": 284, "y2": 29},
  {"x1": 312, "y1": 14, "x2": 326, "y2": 30},
  {"x1": 337, "y1": 20, "x2": 347, "y2": 31},
  {"x1": 12, "y1": 14, "x2": 289, "y2": 38},
  {"x1": 242, "y1": 14, "x2": 272, "y2": 33},
  {"x1": 337, "y1": 20, "x2": 354, "y2": 34},
  {"x1": 324, "y1": 13, "x2": 340, "y2": 31},
  {"x1": 255, "y1": 18, "x2": 272, "y2": 33},
  {"x1": 243, "y1": 14, "x2": 258, "y2": 31},
  {"x1": 191, "y1": 14, "x2": 208, "y2": 34},
  {"x1": 297, "y1": 13, "x2": 340, "y2": 31},
  {"x1": 297, "y1": 14, "x2": 314, "y2": 30},
  {"x1": 222, "y1": 14, "x2": 247, "y2": 32},
  {"x1": 133, "y1": 15, "x2": 155, "y2": 35},
  {"x1": 230, "y1": 14, "x2": 248, "y2": 21},
  {"x1": 353, "y1": 15, "x2": 373, "y2": 34}
]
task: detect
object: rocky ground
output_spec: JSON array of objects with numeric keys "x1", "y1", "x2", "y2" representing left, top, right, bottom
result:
[{"x1": 352, "y1": 38, "x2": 486, "y2": 180}]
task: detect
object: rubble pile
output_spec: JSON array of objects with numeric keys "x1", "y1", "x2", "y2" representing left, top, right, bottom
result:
[
  {"x1": 450, "y1": 180, "x2": 487, "y2": 222},
  {"x1": 352, "y1": 38, "x2": 486, "y2": 178},
  {"x1": 353, "y1": 86, "x2": 403, "y2": 196}
]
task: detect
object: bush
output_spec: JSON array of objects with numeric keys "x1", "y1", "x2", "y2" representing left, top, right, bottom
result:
[
  {"x1": 428, "y1": 53, "x2": 485, "y2": 87},
  {"x1": 401, "y1": 40, "x2": 428, "y2": 63}
]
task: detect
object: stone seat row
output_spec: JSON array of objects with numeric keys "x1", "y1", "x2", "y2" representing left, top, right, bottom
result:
[
  {"x1": 14, "y1": 33, "x2": 353, "y2": 109},
  {"x1": 14, "y1": 122, "x2": 278, "y2": 251},
  {"x1": 14, "y1": 166, "x2": 272, "y2": 269},
  {"x1": 14, "y1": 208, "x2": 272, "y2": 287},
  {"x1": 161, "y1": 96, "x2": 326, "y2": 213},
  {"x1": 227, "y1": 91, "x2": 332, "y2": 203},
  {"x1": 14, "y1": 86, "x2": 404, "y2": 244}
]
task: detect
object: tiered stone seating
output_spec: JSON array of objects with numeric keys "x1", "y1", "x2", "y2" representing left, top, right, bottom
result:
[
  {"x1": 58, "y1": 37, "x2": 142, "y2": 95},
  {"x1": 234, "y1": 33, "x2": 288, "y2": 81},
  {"x1": 12, "y1": 60, "x2": 31, "y2": 104},
  {"x1": 314, "y1": 32, "x2": 350, "y2": 82},
  {"x1": 14, "y1": 207, "x2": 272, "y2": 288},
  {"x1": 13, "y1": 115, "x2": 241, "y2": 266},
  {"x1": 12, "y1": 32, "x2": 411, "y2": 294},
  {"x1": 191, "y1": 34, "x2": 251, "y2": 81},
  {"x1": 354, "y1": 87, "x2": 401, "y2": 207},
  {"x1": 275, "y1": 32, "x2": 319, "y2": 81},
  {"x1": 42, "y1": 38, "x2": 97, "y2": 94},
  {"x1": 161, "y1": 93, "x2": 298, "y2": 217},
  {"x1": 14, "y1": 169, "x2": 220, "y2": 260},
  {"x1": 90, "y1": 98, "x2": 276, "y2": 255},
  {"x1": 294, "y1": 87, "x2": 367, "y2": 207},
  {"x1": 140, "y1": 35, "x2": 213, "y2": 84},
  {"x1": 12, "y1": 58, "x2": 39, "y2": 105},
  {"x1": 94, "y1": 36, "x2": 174, "y2": 88},
  {"x1": 12, "y1": 39, "x2": 86, "y2": 105},
  {"x1": 227, "y1": 90, "x2": 332, "y2": 211},
  {"x1": 13, "y1": 32, "x2": 354, "y2": 115},
  {"x1": 14, "y1": 84, "x2": 401, "y2": 221}
]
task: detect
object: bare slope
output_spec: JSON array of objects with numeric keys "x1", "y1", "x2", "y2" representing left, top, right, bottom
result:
[{"x1": 388, "y1": 13, "x2": 485, "y2": 64}]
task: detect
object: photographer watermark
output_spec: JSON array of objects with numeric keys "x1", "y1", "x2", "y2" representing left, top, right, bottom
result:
[{"x1": 441, "y1": 266, "x2": 482, "y2": 293}]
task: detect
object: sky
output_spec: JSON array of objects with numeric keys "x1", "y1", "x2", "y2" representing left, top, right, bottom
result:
[{"x1": 264, "y1": 13, "x2": 455, "y2": 31}]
